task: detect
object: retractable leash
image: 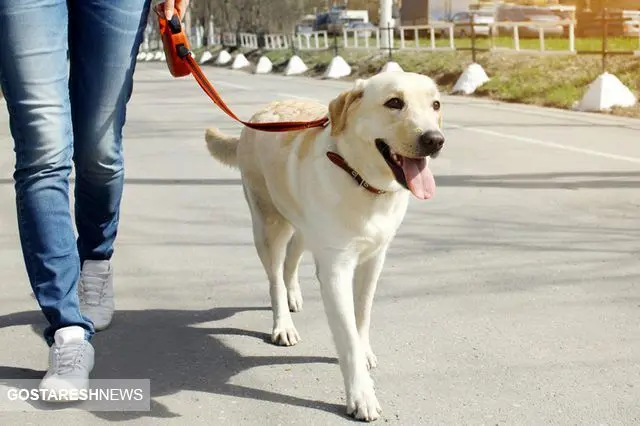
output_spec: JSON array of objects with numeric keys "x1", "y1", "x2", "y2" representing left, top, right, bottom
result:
[{"x1": 155, "y1": 3, "x2": 329, "y2": 133}]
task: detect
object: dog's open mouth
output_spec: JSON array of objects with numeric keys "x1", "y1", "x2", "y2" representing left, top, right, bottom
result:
[{"x1": 375, "y1": 139, "x2": 436, "y2": 200}]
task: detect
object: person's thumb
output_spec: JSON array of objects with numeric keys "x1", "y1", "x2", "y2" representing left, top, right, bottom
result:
[{"x1": 164, "y1": 0, "x2": 176, "y2": 20}]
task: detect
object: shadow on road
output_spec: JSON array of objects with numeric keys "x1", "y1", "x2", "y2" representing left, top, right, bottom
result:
[
  {"x1": 2, "y1": 171, "x2": 639, "y2": 189},
  {"x1": 0, "y1": 307, "x2": 343, "y2": 421}
]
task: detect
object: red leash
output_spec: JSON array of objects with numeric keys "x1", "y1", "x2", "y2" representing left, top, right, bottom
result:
[{"x1": 155, "y1": 4, "x2": 329, "y2": 133}]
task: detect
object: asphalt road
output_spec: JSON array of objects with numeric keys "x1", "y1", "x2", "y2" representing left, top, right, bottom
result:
[{"x1": 1, "y1": 62, "x2": 639, "y2": 425}]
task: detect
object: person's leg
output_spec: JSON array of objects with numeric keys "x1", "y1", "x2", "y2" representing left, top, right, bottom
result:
[
  {"x1": 69, "y1": 0, "x2": 151, "y2": 330},
  {"x1": 0, "y1": 0, "x2": 94, "y2": 345},
  {"x1": 70, "y1": 0, "x2": 151, "y2": 262}
]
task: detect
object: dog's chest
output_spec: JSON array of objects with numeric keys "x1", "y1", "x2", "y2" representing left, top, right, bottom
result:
[{"x1": 342, "y1": 196, "x2": 409, "y2": 253}]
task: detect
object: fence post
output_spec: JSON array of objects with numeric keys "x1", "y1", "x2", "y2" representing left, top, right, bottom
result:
[
  {"x1": 569, "y1": 20, "x2": 575, "y2": 52},
  {"x1": 601, "y1": 7, "x2": 608, "y2": 73},
  {"x1": 333, "y1": 31, "x2": 338, "y2": 56},
  {"x1": 291, "y1": 33, "x2": 297, "y2": 56},
  {"x1": 538, "y1": 27, "x2": 545, "y2": 52},
  {"x1": 490, "y1": 24, "x2": 496, "y2": 50},
  {"x1": 387, "y1": 24, "x2": 393, "y2": 60},
  {"x1": 470, "y1": 13, "x2": 477, "y2": 63},
  {"x1": 430, "y1": 27, "x2": 436, "y2": 50},
  {"x1": 513, "y1": 25, "x2": 520, "y2": 51},
  {"x1": 449, "y1": 25, "x2": 454, "y2": 49}
]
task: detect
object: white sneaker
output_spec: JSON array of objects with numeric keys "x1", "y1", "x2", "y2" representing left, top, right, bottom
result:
[
  {"x1": 39, "y1": 326, "x2": 95, "y2": 401},
  {"x1": 78, "y1": 260, "x2": 115, "y2": 331}
]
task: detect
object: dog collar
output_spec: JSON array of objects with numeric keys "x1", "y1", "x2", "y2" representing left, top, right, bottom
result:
[{"x1": 326, "y1": 152, "x2": 386, "y2": 195}]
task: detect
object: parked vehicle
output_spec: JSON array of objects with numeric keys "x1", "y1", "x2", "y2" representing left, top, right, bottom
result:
[
  {"x1": 623, "y1": 11, "x2": 640, "y2": 37},
  {"x1": 439, "y1": 11, "x2": 495, "y2": 38},
  {"x1": 315, "y1": 7, "x2": 372, "y2": 36},
  {"x1": 495, "y1": 6, "x2": 565, "y2": 38},
  {"x1": 455, "y1": 11, "x2": 494, "y2": 37},
  {"x1": 315, "y1": 11, "x2": 346, "y2": 35},
  {"x1": 347, "y1": 21, "x2": 377, "y2": 38},
  {"x1": 295, "y1": 14, "x2": 316, "y2": 35},
  {"x1": 295, "y1": 23, "x2": 314, "y2": 35}
]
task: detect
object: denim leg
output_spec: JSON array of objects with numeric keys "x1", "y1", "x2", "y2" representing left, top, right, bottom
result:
[
  {"x1": 68, "y1": 0, "x2": 151, "y2": 264},
  {"x1": 0, "y1": 0, "x2": 93, "y2": 345}
]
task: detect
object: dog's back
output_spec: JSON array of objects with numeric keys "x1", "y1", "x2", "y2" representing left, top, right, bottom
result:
[{"x1": 205, "y1": 99, "x2": 327, "y2": 169}]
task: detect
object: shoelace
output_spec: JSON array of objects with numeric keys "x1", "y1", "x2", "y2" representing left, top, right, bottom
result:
[
  {"x1": 79, "y1": 274, "x2": 108, "y2": 306},
  {"x1": 53, "y1": 342, "x2": 86, "y2": 375}
]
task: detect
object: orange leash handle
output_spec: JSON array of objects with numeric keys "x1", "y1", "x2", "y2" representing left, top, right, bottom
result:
[{"x1": 154, "y1": 4, "x2": 329, "y2": 133}]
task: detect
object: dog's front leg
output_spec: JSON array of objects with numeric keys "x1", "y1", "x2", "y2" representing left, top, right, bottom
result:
[
  {"x1": 354, "y1": 247, "x2": 388, "y2": 370},
  {"x1": 315, "y1": 250, "x2": 381, "y2": 422}
]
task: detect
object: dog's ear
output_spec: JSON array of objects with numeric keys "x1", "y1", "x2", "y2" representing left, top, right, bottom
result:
[{"x1": 328, "y1": 87, "x2": 364, "y2": 136}]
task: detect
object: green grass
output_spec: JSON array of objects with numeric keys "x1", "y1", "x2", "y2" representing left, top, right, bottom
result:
[{"x1": 200, "y1": 36, "x2": 640, "y2": 117}]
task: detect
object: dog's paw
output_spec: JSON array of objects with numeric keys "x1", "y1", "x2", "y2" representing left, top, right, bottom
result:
[
  {"x1": 364, "y1": 347, "x2": 378, "y2": 370},
  {"x1": 347, "y1": 384, "x2": 382, "y2": 422},
  {"x1": 287, "y1": 288, "x2": 303, "y2": 312},
  {"x1": 271, "y1": 324, "x2": 301, "y2": 346}
]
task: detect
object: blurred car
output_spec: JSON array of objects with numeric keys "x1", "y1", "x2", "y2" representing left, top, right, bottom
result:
[
  {"x1": 496, "y1": 6, "x2": 565, "y2": 38},
  {"x1": 440, "y1": 11, "x2": 495, "y2": 38},
  {"x1": 347, "y1": 21, "x2": 377, "y2": 37},
  {"x1": 456, "y1": 11, "x2": 494, "y2": 37},
  {"x1": 623, "y1": 16, "x2": 640, "y2": 37},
  {"x1": 295, "y1": 23, "x2": 314, "y2": 35}
]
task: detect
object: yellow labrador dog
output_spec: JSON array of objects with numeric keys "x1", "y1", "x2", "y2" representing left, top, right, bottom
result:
[{"x1": 205, "y1": 71, "x2": 444, "y2": 421}]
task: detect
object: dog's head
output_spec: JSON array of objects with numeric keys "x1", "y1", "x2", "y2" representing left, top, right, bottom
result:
[{"x1": 328, "y1": 71, "x2": 444, "y2": 200}]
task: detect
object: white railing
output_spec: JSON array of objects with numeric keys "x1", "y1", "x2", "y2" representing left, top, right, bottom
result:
[
  {"x1": 222, "y1": 32, "x2": 237, "y2": 47},
  {"x1": 138, "y1": 20, "x2": 587, "y2": 56},
  {"x1": 293, "y1": 31, "x2": 329, "y2": 50},
  {"x1": 238, "y1": 32, "x2": 259, "y2": 49},
  {"x1": 264, "y1": 34, "x2": 289, "y2": 50},
  {"x1": 399, "y1": 23, "x2": 455, "y2": 50},
  {"x1": 489, "y1": 20, "x2": 575, "y2": 53},
  {"x1": 342, "y1": 29, "x2": 381, "y2": 49}
]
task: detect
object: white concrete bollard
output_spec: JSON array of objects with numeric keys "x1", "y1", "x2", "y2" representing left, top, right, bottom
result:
[
  {"x1": 284, "y1": 55, "x2": 308, "y2": 76},
  {"x1": 575, "y1": 72, "x2": 637, "y2": 111},
  {"x1": 451, "y1": 63, "x2": 490, "y2": 95},
  {"x1": 215, "y1": 50, "x2": 232, "y2": 65},
  {"x1": 324, "y1": 56, "x2": 351, "y2": 79},
  {"x1": 255, "y1": 56, "x2": 273, "y2": 74},
  {"x1": 231, "y1": 53, "x2": 250, "y2": 70}
]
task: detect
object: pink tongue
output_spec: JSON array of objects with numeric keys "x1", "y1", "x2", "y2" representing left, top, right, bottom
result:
[{"x1": 401, "y1": 157, "x2": 436, "y2": 200}]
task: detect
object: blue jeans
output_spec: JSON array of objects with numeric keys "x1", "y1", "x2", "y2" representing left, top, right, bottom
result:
[{"x1": 0, "y1": 0, "x2": 151, "y2": 346}]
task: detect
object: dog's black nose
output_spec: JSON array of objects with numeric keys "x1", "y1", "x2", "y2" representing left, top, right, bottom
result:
[{"x1": 419, "y1": 130, "x2": 445, "y2": 152}]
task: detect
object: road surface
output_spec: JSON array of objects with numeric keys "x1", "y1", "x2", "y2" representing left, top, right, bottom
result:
[{"x1": 1, "y1": 63, "x2": 639, "y2": 425}]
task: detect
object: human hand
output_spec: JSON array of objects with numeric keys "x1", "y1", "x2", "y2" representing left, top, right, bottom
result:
[{"x1": 164, "y1": 0, "x2": 190, "y2": 20}]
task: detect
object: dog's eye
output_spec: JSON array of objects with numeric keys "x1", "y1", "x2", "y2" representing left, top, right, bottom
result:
[
  {"x1": 384, "y1": 97, "x2": 405, "y2": 110},
  {"x1": 433, "y1": 100, "x2": 441, "y2": 111}
]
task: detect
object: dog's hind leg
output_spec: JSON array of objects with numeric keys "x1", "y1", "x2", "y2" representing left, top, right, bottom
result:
[
  {"x1": 283, "y1": 231, "x2": 304, "y2": 313},
  {"x1": 245, "y1": 188, "x2": 300, "y2": 346},
  {"x1": 354, "y1": 247, "x2": 388, "y2": 371}
]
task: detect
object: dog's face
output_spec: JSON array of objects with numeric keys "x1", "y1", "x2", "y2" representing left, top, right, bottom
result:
[{"x1": 328, "y1": 72, "x2": 444, "y2": 200}]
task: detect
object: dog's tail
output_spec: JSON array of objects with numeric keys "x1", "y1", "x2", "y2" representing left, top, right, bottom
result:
[{"x1": 205, "y1": 127, "x2": 239, "y2": 168}]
